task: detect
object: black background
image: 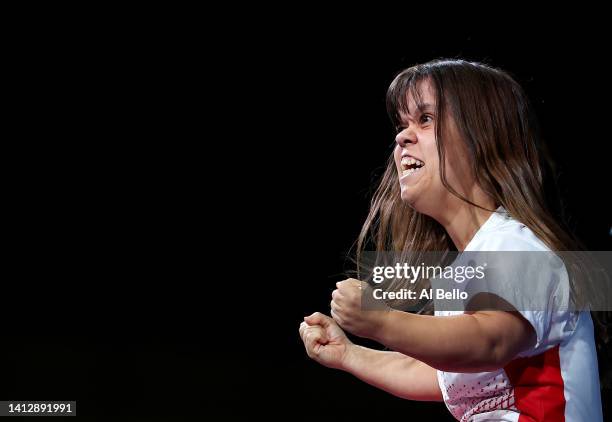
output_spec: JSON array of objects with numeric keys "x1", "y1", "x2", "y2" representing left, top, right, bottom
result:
[{"x1": 4, "y1": 11, "x2": 611, "y2": 421}]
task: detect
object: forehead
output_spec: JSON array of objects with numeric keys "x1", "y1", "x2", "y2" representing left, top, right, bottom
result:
[{"x1": 399, "y1": 79, "x2": 437, "y2": 119}]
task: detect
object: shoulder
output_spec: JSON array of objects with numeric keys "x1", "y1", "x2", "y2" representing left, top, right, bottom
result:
[{"x1": 467, "y1": 211, "x2": 550, "y2": 252}]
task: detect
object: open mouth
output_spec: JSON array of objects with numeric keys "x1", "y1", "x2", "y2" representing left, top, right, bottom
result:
[{"x1": 400, "y1": 156, "x2": 425, "y2": 177}]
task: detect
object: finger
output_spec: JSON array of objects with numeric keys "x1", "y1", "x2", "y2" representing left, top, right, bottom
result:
[
  {"x1": 336, "y1": 282, "x2": 349, "y2": 295},
  {"x1": 332, "y1": 289, "x2": 344, "y2": 306},
  {"x1": 304, "y1": 312, "x2": 332, "y2": 327},
  {"x1": 330, "y1": 308, "x2": 343, "y2": 326},
  {"x1": 330, "y1": 299, "x2": 341, "y2": 314},
  {"x1": 305, "y1": 327, "x2": 327, "y2": 353},
  {"x1": 337, "y1": 278, "x2": 359, "y2": 286},
  {"x1": 337, "y1": 279, "x2": 360, "y2": 293},
  {"x1": 299, "y1": 321, "x2": 309, "y2": 340},
  {"x1": 300, "y1": 321, "x2": 323, "y2": 341},
  {"x1": 331, "y1": 289, "x2": 339, "y2": 300},
  {"x1": 305, "y1": 330, "x2": 322, "y2": 356},
  {"x1": 309, "y1": 325, "x2": 328, "y2": 344}
]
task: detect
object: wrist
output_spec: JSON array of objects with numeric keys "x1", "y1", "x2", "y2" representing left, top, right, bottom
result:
[
  {"x1": 340, "y1": 343, "x2": 360, "y2": 372},
  {"x1": 370, "y1": 308, "x2": 394, "y2": 344}
]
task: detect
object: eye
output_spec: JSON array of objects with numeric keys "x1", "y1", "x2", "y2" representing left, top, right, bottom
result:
[{"x1": 420, "y1": 114, "x2": 433, "y2": 124}]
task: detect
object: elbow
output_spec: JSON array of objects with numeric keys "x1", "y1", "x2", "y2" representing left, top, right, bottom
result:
[
  {"x1": 441, "y1": 337, "x2": 510, "y2": 373},
  {"x1": 429, "y1": 315, "x2": 528, "y2": 373},
  {"x1": 466, "y1": 316, "x2": 521, "y2": 372},
  {"x1": 484, "y1": 338, "x2": 516, "y2": 371}
]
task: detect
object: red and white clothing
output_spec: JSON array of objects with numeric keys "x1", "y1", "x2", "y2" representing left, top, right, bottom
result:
[{"x1": 435, "y1": 207, "x2": 603, "y2": 421}]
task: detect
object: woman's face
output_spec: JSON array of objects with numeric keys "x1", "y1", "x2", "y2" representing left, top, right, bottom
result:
[{"x1": 393, "y1": 79, "x2": 473, "y2": 216}]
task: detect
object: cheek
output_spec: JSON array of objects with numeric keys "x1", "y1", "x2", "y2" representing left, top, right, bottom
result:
[
  {"x1": 393, "y1": 145, "x2": 402, "y2": 171},
  {"x1": 440, "y1": 142, "x2": 471, "y2": 183},
  {"x1": 421, "y1": 144, "x2": 440, "y2": 178}
]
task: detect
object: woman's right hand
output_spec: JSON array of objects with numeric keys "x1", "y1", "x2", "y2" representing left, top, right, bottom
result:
[{"x1": 299, "y1": 312, "x2": 353, "y2": 370}]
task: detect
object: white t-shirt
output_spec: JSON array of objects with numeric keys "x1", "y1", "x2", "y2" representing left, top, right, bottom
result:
[{"x1": 434, "y1": 207, "x2": 603, "y2": 422}]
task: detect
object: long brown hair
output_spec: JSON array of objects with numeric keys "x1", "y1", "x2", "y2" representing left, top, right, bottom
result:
[
  {"x1": 357, "y1": 59, "x2": 576, "y2": 255},
  {"x1": 353, "y1": 59, "x2": 610, "y2": 384}
]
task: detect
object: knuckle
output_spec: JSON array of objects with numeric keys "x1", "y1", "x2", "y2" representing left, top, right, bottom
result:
[{"x1": 331, "y1": 310, "x2": 343, "y2": 325}]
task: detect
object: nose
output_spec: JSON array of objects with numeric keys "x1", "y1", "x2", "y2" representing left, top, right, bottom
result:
[{"x1": 395, "y1": 128, "x2": 417, "y2": 148}]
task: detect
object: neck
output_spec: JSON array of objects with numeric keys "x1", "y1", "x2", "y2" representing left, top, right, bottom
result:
[{"x1": 433, "y1": 193, "x2": 497, "y2": 251}]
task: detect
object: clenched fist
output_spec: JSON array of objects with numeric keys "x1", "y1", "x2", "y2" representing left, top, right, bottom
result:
[
  {"x1": 330, "y1": 278, "x2": 389, "y2": 340},
  {"x1": 299, "y1": 312, "x2": 353, "y2": 370}
]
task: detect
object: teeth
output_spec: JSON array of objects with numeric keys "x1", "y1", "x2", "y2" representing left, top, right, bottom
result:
[
  {"x1": 401, "y1": 157, "x2": 424, "y2": 165},
  {"x1": 401, "y1": 157, "x2": 425, "y2": 173},
  {"x1": 402, "y1": 167, "x2": 421, "y2": 176}
]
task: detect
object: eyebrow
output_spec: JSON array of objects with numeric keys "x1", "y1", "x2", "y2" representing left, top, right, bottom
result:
[
  {"x1": 399, "y1": 102, "x2": 435, "y2": 122},
  {"x1": 412, "y1": 102, "x2": 435, "y2": 114}
]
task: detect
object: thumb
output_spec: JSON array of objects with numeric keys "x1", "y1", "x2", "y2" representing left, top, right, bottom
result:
[{"x1": 304, "y1": 312, "x2": 332, "y2": 327}]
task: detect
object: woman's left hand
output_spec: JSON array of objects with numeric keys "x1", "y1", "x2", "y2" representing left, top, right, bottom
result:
[{"x1": 330, "y1": 278, "x2": 388, "y2": 340}]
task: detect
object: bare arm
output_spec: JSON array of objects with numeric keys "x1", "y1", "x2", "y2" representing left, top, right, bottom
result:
[
  {"x1": 374, "y1": 309, "x2": 536, "y2": 373},
  {"x1": 300, "y1": 312, "x2": 442, "y2": 401},
  {"x1": 342, "y1": 344, "x2": 442, "y2": 401},
  {"x1": 331, "y1": 280, "x2": 537, "y2": 373}
]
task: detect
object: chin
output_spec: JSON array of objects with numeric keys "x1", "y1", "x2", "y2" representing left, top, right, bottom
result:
[
  {"x1": 400, "y1": 190, "x2": 417, "y2": 205},
  {"x1": 400, "y1": 189, "x2": 427, "y2": 212}
]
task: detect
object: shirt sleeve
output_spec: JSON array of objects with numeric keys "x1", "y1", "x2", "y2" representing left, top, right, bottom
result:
[{"x1": 459, "y1": 239, "x2": 576, "y2": 357}]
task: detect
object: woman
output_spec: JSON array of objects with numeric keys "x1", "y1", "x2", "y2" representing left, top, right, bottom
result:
[{"x1": 299, "y1": 59, "x2": 603, "y2": 421}]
